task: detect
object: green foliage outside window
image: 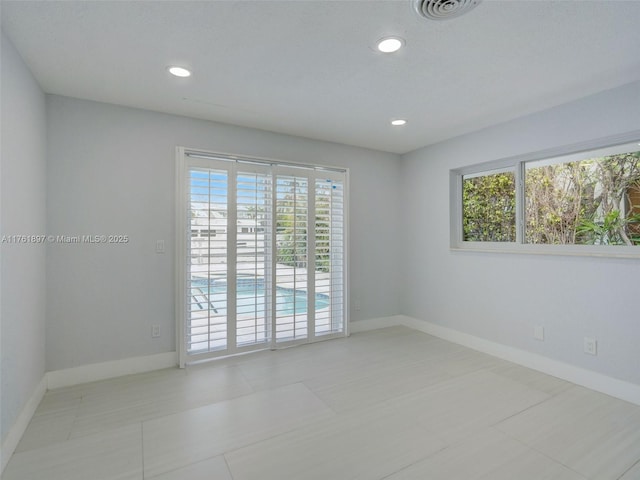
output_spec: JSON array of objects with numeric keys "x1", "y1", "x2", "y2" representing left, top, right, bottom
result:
[
  {"x1": 276, "y1": 179, "x2": 333, "y2": 272},
  {"x1": 526, "y1": 152, "x2": 640, "y2": 245},
  {"x1": 462, "y1": 172, "x2": 516, "y2": 241},
  {"x1": 461, "y1": 150, "x2": 640, "y2": 245}
]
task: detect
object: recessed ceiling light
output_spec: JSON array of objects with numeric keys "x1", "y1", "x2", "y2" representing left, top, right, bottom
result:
[
  {"x1": 391, "y1": 119, "x2": 407, "y2": 126},
  {"x1": 377, "y1": 37, "x2": 404, "y2": 53},
  {"x1": 168, "y1": 66, "x2": 192, "y2": 78}
]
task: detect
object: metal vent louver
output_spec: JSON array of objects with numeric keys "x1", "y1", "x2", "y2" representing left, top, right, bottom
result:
[{"x1": 414, "y1": 0, "x2": 482, "y2": 20}]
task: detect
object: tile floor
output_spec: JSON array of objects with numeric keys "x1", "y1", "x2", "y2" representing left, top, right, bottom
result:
[{"x1": 4, "y1": 326, "x2": 640, "y2": 480}]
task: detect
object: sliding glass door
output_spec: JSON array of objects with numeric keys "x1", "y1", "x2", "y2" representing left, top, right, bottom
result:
[
  {"x1": 177, "y1": 150, "x2": 347, "y2": 365},
  {"x1": 235, "y1": 168, "x2": 272, "y2": 348},
  {"x1": 187, "y1": 166, "x2": 230, "y2": 354}
]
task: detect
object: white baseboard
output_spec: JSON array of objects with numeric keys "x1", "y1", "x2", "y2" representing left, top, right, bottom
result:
[
  {"x1": 1, "y1": 375, "x2": 47, "y2": 474},
  {"x1": 398, "y1": 315, "x2": 640, "y2": 406},
  {"x1": 46, "y1": 351, "x2": 178, "y2": 390},
  {"x1": 349, "y1": 315, "x2": 404, "y2": 333}
]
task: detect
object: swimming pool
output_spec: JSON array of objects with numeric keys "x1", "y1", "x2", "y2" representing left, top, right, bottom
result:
[{"x1": 190, "y1": 277, "x2": 330, "y2": 315}]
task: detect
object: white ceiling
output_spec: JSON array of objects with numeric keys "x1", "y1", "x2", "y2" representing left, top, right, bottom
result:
[{"x1": 2, "y1": 0, "x2": 640, "y2": 154}]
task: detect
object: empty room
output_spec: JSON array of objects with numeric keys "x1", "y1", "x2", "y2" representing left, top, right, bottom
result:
[{"x1": 1, "y1": 1, "x2": 640, "y2": 479}]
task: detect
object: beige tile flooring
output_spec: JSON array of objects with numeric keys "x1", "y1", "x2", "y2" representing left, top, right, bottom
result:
[{"x1": 4, "y1": 326, "x2": 640, "y2": 480}]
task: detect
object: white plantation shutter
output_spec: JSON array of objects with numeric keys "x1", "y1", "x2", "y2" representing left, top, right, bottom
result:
[
  {"x1": 315, "y1": 177, "x2": 345, "y2": 336},
  {"x1": 274, "y1": 174, "x2": 309, "y2": 343},
  {"x1": 187, "y1": 168, "x2": 229, "y2": 354},
  {"x1": 236, "y1": 168, "x2": 272, "y2": 347},
  {"x1": 178, "y1": 149, "x2": 348, "y2": 365}
]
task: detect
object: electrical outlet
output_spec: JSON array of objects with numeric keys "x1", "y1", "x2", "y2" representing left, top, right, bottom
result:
[
  {"x1": 354, "y1": 299, "x2": 361, "y2": 311},
  {"x1": 583, "y1": 336, "x2": 597, "y2": 355},
  {"x1": 152, "y1": 325, "x2": 161, "y2": 338},
  {"x1": 156, "y1": 240, "x2": 165, "y2": 254},
  {"x1": 534, "y1": 326, "x2": 544, "y2": 341}
]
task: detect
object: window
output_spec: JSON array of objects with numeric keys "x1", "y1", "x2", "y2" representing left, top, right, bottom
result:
[
  {"x1": 451, "y1": 133, "x2": 640, "y2": 256},
  {"x1": 462, "y1": 169, "x2": 516, "y2": 242},
  {"x1": 176, "y1": 149, "x2": 348, "y2": 366},
  {"x1": 525, "y1": 151, "x2": 640, "y2": 245}
]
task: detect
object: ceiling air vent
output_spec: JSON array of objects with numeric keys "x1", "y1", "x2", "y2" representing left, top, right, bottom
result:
[{"x1": 413, "y1": 0, "x2": 482, "y2": 20}]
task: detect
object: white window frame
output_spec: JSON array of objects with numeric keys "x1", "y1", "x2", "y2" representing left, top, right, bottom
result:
[
  {"x1": 450, "y1": 130, "x2": 640, "y2": 259},
  {"x1": 176, "y1": 147, "x2": 349, "y2": 367}
]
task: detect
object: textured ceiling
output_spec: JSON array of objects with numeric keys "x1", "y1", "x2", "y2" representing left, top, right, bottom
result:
[{"x1": 2, "y1": 0, "x2": 640, "y2": 154}]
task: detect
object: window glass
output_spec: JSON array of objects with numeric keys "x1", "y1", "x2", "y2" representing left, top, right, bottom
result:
[
  {"x1": 525, "y1": 149, "x2": 640, "y2": 245},
  {"x1": 462, "y1": 171, "x2": 516, "y2": 242}
]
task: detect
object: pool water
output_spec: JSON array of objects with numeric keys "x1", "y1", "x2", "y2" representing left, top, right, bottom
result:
[{"x1": 190, "y1": 278, "x2": 330, "y2": 315}]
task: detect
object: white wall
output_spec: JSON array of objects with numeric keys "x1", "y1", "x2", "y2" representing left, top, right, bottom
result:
[
  {"x1": 45, "y1": 95, "x2": 401, "y2": 371},
  {"x1": 0, "y1": 32, "x2": 47, "y2": 444},
  {"x1": 400, "y1": 81, "x2": 640, "y2": 386}
]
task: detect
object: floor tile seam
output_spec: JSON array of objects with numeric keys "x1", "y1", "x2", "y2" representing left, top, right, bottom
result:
[
  {"x1": 230, "y1": 383, "x2": 406, "y2": 446},
  {"x1": 309, "y1": 372, "x2": 467, "y2": 417},
  {"x1": 50, "y1": 378, "x2": 146, "y2": 398},
  {"x1": 233, "y1": 362, "x2": 258, "y2": 397},
  {"x1": 234, "y1": 355, "x2": 312, "y2": 375},
  {"x1": 220, "y1": 416, "x2": 451, "y2": 480},
  {"x1": 436, "y1": 362, "x2": 492, "y2": 377},
  {"x1": 491, "y1": 387, "x2": 625, "y2": 440},
  {"x1": 77, "y1": 386, "x2": 188, "y2": 407},
  {"x1": 301, "y1": 380, "x2": 342, "y2": 416},
  {"x1": 139, "y1": 382, "x2": 328, "y2": 432},
  {"x1": 223, "y1": 453, "x2": 236, "y2": 480},
  {"x1": 220, "y1": 348, "x2": 309, "y2": 369},
  {"x1": 325, "y1": 381, "x2": 455, "y2": 422},
  {"x1": 489, "y1": 391, "x2": 557, "y2": 430},
  {"x1": 412, "y1": 421, "x2": 451, "y2": 449},
  {"x1": 143, "y1": 377, "x2": 268, "y2": 414},
  {"x1": 313, "y1": 390, "x2": 405, "y2": 417},
  {"x1": 30, "y1": 409, "x2": 78, "y2": 423},
  {"x1": 75, "y1": 375, "x2": 183, "y2": 393},
  {"x1": 377, "y1": 442, "x2": 452, "y2": 480},
  {"x1": 304, "y1": 357, "x2": 447, "y2": 397},
  {"x1": 142, "y1": 453, "x2": 220, "y2": 480},
  {"x1": 31, "y1": 395, "x2": 83, "y2": 418},
  {"x1": 141, "y1": 384, "x2": 336, "y2": 457},
  {"x1": 496, "y1": 415, "x2": 640, "y2": 479},
  {"x1": 379, "y1": 425, "x2": 578, "y2": 480},
  {"x1": 486, "y1": 368, "x2": 575, "y2": 397},
  {"x1": 616, "y1": 457, "x2": 640, "y2": 480},
  {"x1": 239, "y1": 342, "x2": 346, "y2": 365},
  {"x1": 14, "y1": 399, "x2": 82, "y2": 454},
  {"x1": 215, "y1": 409, "x2": 338, "y2": 465},
  {"x1": 72, "y1": 371, "x2": 203, "y2": 399},
  {"x1": 140, "y1": 422, "x2": 146, "y2": 480},
  {"x1": 473, "y1": 448, "x2": 590, "y2": 480},
  {"x1": 6, "y1": 421, "x2": 144, "y2": 471},
  {"x1": 497, "y1": 426, "x2": 590, "y2": 479},
  {"x1": 586, "y1": 400, "x2": 640, "y2": 427},
  {"x1": 69, "y1": 387, "x2": 264, "y2": 442},
  {"x1": 239, "y1": 352, "x2": 423, "y2": 389},
  {"x1": 427, "y1": 425, "x2": 499, "y2": 451},
  {"x1": 64, "y1": 399, "x2": 84, "y2": 443},
  {"x1": 236, "y1": 361, "x2": 347, "y2": 387},
  {"x1": 134, "y1": 387, "x2": 263, "y2": 426},
  {"x1": 525, "y1": 444, "x2": 591, "y2": 480},
  {"x1": 375, "y1": 368, "x2": 500, "y2": 407},
  {"x1": 140, "y1": 424, "x2": 235, "y2": 480},
  {"x1": 69, "y1": 404, "x2": 191, "y2": 441},
  {"x1": 13, "y1": 429, "x2": 69, "y2": 456},
  {"x1": 73, "y1": 397, "x2": 181, "y2": 421}
]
